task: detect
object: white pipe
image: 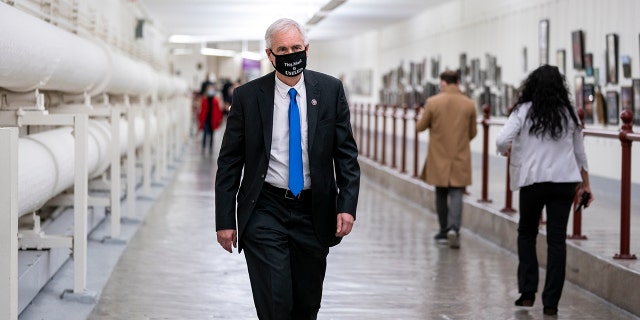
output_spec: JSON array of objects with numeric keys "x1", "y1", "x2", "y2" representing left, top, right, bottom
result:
[
  {"x1": 116, "y1": 114, "x2": 147, "y2": 156},
  {"x1": 16, "y1": 120, "x2": 112, "y2": 216},
  {"x1": 0, "y1": 3, "x2": 109, "y2": 95},
  {"x1": 104, "y1": 52, "x2": 155, "y2": 96},
  {"x1": 19, "y1": 128, "x2": 74, "y2": 214},
  {"x1": 89, "y1": 120, "x2": 113, "y2": 178},
  {"x1": 0, "y1": 3, "x2": 188, "y2": 98}
]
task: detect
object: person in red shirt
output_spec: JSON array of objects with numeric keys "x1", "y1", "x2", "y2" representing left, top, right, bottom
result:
[{"x1": 199, "y1": 83, "x2": 223, "y2": 154}]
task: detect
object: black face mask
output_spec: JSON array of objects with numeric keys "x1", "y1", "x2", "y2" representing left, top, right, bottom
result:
[{"x1": 270, "y1": 49, "x2": 306, "y2": 77}]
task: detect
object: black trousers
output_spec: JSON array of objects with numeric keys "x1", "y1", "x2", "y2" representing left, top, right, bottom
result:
[
  {"x1": 517, "y1": 182, "x2": 577, "y2": 308},
  {"x1": 242, "y1": 184, "x2": 328, "y2": 320},
  {"x1": 202, "y1": 127, "x2": 214, "y2": 151}
]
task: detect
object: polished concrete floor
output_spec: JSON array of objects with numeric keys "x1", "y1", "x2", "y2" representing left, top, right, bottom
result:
[{"x1": 80, "y1": 136, "x2": 636, "y2": 320}]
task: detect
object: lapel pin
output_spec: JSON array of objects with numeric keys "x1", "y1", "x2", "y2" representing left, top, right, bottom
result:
[{"x1": 311, "y1": 99, "x2": 317, "y2": 106}]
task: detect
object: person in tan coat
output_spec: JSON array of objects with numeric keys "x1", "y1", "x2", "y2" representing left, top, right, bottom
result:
[{"x1": 416, "y1": 70, "x2": 477, "y2": 248}]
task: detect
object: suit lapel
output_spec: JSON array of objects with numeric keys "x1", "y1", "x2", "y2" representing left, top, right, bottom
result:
[
  {"x1": 259, "y1": 72, "x2": 276, "y2": 156},
  {"x1": 305, "y1": 71, "x2": 320, "y2": 150}
]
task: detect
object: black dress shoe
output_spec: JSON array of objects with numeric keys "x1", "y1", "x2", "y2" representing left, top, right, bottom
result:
[
  {"x1": 514, "y1": 293, "x2": 535, "y2": 307},
  {"x1": 543, "y1": 307, "x2": 558, "y2": 316},
  {"x1": 433, "y1": 232, "x2": 448, "y2": 244}
]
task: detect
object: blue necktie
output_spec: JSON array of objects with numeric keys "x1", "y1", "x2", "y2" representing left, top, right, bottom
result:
[{"x1": 288, "y1": 88, "x2": 303, "y2": 196}]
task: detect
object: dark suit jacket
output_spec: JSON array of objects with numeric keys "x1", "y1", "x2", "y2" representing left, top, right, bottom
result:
[{"x1": 215, "y1": 70, "x2": 360, "y2": 250}]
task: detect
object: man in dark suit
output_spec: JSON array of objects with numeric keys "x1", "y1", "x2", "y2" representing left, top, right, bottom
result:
[{"x1": 215, "y1": 18, "x2": 360, "y2": 320}]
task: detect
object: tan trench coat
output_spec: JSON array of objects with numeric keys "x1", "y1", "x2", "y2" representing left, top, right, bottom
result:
[{"x1": 416, "y1": 84, "x2": 477, "y2": 187}]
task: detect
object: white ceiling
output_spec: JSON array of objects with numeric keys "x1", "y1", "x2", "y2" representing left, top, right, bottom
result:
[{"x1": 137, "y1": 0, "x2": 450, "y2": 44}]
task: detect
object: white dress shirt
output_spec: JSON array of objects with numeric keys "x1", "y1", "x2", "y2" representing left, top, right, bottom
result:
[
  {"x1": 265, "y1": 74, "x2": 311, "y2": 190},
  {"x1": 496, "y1": 102, "x2": 589, "y2": 191}
]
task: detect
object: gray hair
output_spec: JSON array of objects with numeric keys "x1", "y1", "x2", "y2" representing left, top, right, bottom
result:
[{"x1": 264, "y1": 18, "x2": 309, "y2": 50}]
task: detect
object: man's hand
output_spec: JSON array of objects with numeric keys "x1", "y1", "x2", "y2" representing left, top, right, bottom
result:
[
  {"x1": 336, "y1": 213, "x2": 354, "y2": 237},
  {"x1": 217, "y1": 229, "x2": 237, "y2": 253}
]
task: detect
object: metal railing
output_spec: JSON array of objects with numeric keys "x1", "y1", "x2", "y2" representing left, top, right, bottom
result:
[{"x1": 351, "y1": 102, "x2": 637, "y2": 260}]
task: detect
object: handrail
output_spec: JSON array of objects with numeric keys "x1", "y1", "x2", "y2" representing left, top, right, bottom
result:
[{"x1": 351, "y1": 102, "x2": 637, "y2": 260}]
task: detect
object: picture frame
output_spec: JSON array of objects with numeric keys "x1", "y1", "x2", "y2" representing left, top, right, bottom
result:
[
  {"x1": 574, "y1": 76, "x2": 584, "y2": 112},
  {"x1": 556, "y1": 49, "x2": 566, "y2": 75},
  {"x1": 571, "y1": 30, "x2": 585, "y2": 69},
  {"x1": 459, "y1": 53, "x2": 468, "y2": 76},
  {"x1": 606, "y1": 33, "x2": 619, "y2": 84},
  {"x1": 430, "y1": 57, "x2": 440, "y2": 79},
  {"x1": 621, "y1": 86, "x2": 633, "y2": 112},
  {"x1": 495, "y1": 65, "x2": 502, "y2": 87},
  {"x1": 621, "y1": 55, "x2": 631, "y2": 79},
  {"x1": 539, "y1": 19, "x2": 549, "y2": 66},
  {"x1": 606, "y1": 91, "x2": 619, "y2": 125},
  {"x1": 633, "y1": 79, "x2": 640, "y2": 124},
  {"x1": 479, "y1": 70, "x2": 488, "y2": 88},
  {"x1": 503, "y1": 85, "x2": 518, "y2": 115},
  {"x1": 583, "y1": 83, "x2": 595, "y2": 124},
  {"x1": 486, "y1": 53, "x2": 497, "y2": 84},
  {"x1": 471, "y1": 58, "x2": 480, "y2": 88},
  {"x1": 584, "y1": 53, "x2": 594, "y2": 77}
]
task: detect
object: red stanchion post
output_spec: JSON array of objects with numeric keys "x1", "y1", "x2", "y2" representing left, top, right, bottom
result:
[
  {"x1": 353, "y1": 103, "x2": 359, "y2": 154},
  {"x1": 614, "y1": 110, "x2": 637, "y2": 259},
  {"x1": 413, "y1": 104, "x2": 420, "y2": 178},
  {"x1": 401, "y1": 104, "x2": 408, "y2": 173},
  {"x1": 381, "y1": 104, "x2": 388, "y2": 166},
  {"x1": 391, "y1": 104, "x2": 398, "y2": 169},
  {"x1": 568, "y1": 195, "x2": 587, "y2": 239},
  {"x1": 373, "y1": 104, "x2": 379, "y2": 162},
  {"x1": 478, "y1": 104, "x2": 492, "y2": 203},
  {"x1": 366, "y1": 103, "x2": 372, "y2": 158},
  {"x1": 500, "y1": 154, "x2": 516, "y2": 213},
  {"x1": 358, "y1": 103, "x2": 364, "y2": 155}
]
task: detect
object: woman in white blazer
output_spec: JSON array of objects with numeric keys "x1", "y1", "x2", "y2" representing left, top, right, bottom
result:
[{"x1": 496, "y1": 65, "x2": 594, "y2": 316}]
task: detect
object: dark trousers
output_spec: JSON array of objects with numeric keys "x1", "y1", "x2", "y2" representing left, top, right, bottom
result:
[
  {"x1": 518, "y1": 182, "x2": 577, "y2": 308},
  {"x1": 435, "y1": 187, "x2": 464, "y2": 233},
  {"x1": 202, "y1": 127, "x2": 213, "y2": 152},
  {"x1": 242, "y1": 184, "x2": 328, "y2": 320}
]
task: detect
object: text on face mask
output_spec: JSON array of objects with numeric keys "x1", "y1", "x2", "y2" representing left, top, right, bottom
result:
[{"x1": 284, "y1": 59, "x2": 302, "y2": 67}]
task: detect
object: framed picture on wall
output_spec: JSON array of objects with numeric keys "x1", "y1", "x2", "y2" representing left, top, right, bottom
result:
[
  {"x1": 574, "y1": 76, "x2": 584, "y2": 112},
  {"x1": 486, "y1": 54, "x2": 497, "y2": 84},
  {"x1": 556, "y1": 49, "x2": 566, "y2": 75},
  {"x1": 633, "y1": 79, "x2": 640, "y2": 124},
  {"x1": 583, "y1": 83, "x2": 595, "y2": 124},
  {"x1": 584, "y1": 53, "x2": 594, "y2": 77},
  {"x1": 471, "y1": 58, "x2": 480, "y2": 87},
  {"x1": 430, "y1": 57, "x2": 440, "y2": 79},
  {"x1": 606, "y1": 91, "x2": 619, "y2": 125},
  {"x1": 539, "y1": 19, "x2": 549, "y2": 66},
  {"x1": 621, "y1": 55, "x2": 632, "y2": 79},
  {"x1": 621, "y1": 86, "x2": 633, "y2": 113},
  {"x1": 459, "y1": 53, "x2": 468, "y2": 76},
  {"x1": 571, "y1": 30, "x2": 585, "y2": 69},
  {"x1": 606, "y1": 33, "x2": 619, "y2": 84}
]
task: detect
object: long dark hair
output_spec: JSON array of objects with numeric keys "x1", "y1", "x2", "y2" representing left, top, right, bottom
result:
[{"x1": 513, "y1": 65, "x2": 579, "y2": 139}]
